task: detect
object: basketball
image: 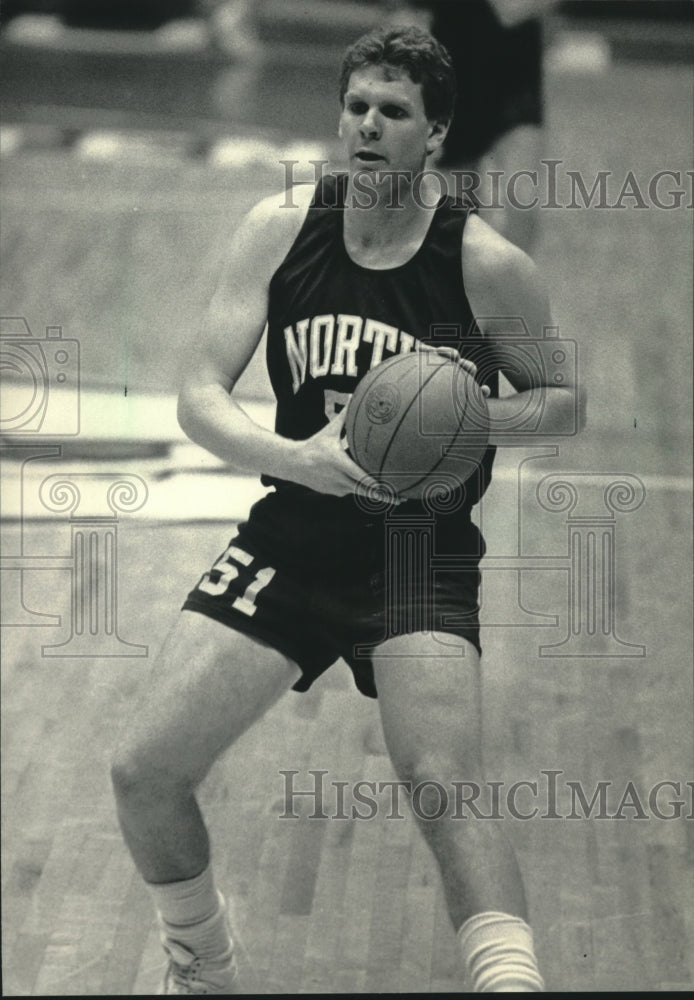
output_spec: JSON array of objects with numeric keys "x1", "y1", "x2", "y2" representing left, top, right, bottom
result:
[{"x1": 344, "y1": 352, "x2": 490, "y2": 500}]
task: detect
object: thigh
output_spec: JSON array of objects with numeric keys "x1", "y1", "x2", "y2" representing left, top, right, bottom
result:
[
  {"x1": 117, "y1": 610, "x2": 301, "y2": 787},
  {"x1": 338, "y1": 536, "x2": 484, "y2": 699},
  {"x1": 372, "y1": 631, "x2": 483, "y2": 779},
  {"x1": 183, "y1": 532, "x2": 343, "y2": 693}
]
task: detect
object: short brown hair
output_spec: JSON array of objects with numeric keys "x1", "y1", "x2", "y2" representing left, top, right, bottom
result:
[{"x1": 339, "y1": 25, "x2": 456, "y2": 124}]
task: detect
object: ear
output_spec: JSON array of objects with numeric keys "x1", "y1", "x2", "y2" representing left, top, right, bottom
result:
[{"x1": 426, "y1": 118, "x2": 449, "y2": 156}]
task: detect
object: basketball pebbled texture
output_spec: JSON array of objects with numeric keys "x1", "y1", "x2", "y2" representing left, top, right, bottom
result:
[{"x1": 345, "y1": 352, "x2": 490, "y2": 500}]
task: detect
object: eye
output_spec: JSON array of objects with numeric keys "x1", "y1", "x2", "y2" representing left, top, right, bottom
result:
[
  {"x1": 348, "y1": 101, "x2": 368, "y2": 115},
  {"x1": 382, "y1": 105, "x2": 407, "y2": 119}
]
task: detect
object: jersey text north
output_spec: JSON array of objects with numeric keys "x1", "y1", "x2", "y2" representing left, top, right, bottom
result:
[{"x1": 283, "y1": 313, "x2": 417, "y2": 393}]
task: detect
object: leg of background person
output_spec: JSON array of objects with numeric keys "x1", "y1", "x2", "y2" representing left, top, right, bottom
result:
[
  {"x1": 372, "y1": 631, "x2": 544, "y2": 991},
  {"x1": 477, "y1": 123, "x2": 545, "y2": 253},
  {"x1": 111, "y1": 610, "x2": 301, "y2": 883}
]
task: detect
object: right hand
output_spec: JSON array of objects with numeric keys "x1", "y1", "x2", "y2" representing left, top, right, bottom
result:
[{"x1": 288, "y1": 411, "x2": 397, "y2": 500}]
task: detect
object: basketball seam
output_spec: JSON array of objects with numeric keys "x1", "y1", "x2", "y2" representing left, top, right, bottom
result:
[
  {"x1": 391, "y1": 362, "x2": 476, "y2": 494},
  {"x1": 349, "y1": 353, "x2": 428, "y2": 470},
  {"x1": 378, "y1": 357, "x2": 452, "y2": 481}
]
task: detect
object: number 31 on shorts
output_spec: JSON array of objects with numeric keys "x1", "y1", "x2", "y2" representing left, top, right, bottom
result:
[{"x1": 198, "y1": 543, "x2": 275, "y2": 617}]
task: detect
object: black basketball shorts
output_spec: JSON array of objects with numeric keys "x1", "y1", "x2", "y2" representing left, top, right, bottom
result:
[{"x1": 182, "y1": 524, "x2": 484, "y2": 699}]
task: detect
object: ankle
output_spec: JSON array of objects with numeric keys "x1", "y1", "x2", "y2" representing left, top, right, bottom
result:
[
  {"x1": 458, "y1": 911, "x2": 544, "y2": 992},
  {"x1": 146, "y1": 864, "x2": 219, "y2": 927}
]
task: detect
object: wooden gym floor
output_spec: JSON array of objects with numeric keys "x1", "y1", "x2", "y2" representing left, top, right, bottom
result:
[{"x1": 1, "y1": 459, "x2": 692, "y2": 994}]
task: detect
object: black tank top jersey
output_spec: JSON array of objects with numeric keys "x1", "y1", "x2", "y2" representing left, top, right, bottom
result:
[{"x1": 247, "y1": 173, "x2": 499, "y2": 575}]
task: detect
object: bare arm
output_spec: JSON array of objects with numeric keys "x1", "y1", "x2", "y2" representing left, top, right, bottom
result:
[
  {"x1": 487, "y1": 0, "x2": 556, "y2": 28},
  {"x1": 178, "y1": 188, "x2": 382, "y2": 497},
  {"x1": 463, "y1": 214, "x2": 586, "y2": 445}
]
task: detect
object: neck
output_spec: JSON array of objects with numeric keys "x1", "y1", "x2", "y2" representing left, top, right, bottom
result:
[
  {"x1": 343, "y1": 168, "x2": 442, "y2": 246},
  {"x1": 341, "y1": 168, "x2": 443, "y2": 268}
]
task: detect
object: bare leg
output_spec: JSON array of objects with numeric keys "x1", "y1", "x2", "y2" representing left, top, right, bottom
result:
[
  {"x1": 372, "y1": 631, "x2": 526, "y2": 930},
  {"x1": 111, "y1": 610, "x2": 301, "y2": 883}
]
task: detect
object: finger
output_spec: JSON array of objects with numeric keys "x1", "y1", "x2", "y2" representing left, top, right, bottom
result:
[
  {"x1": 336, "y1": 445, "x2": 365, "y2": 474},
  {"x1": 421, "y1": 343, "x2": 479, "y2": 378},
  {"x1": 457, "y1": 356, "x2": 478, "y2": 376},
  {"x1": 481, "y1": 384, "x2": 491, "y2": 398},
  {"x1": 418, "y1": 343, "x2": 459, "y2": 364},
  {"x1": 435, "y1": 345, "x2": 461, "y2": 362},
  {"x1": 323, "y1": 409, "x2": 347, "y2": 436}
]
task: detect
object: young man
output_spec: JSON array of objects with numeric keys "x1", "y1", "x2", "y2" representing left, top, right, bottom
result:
[{"x1": 111, "y1": 26, "x2": 583, "y2": 994}]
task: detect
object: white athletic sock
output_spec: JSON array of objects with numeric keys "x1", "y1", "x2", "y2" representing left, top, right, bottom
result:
[
  {"x1": 146, "y1": 865, "x2": 233, "y2": 960},
  {"x1": 458, "y1": 911, "x2": 545, "y2": 992}
]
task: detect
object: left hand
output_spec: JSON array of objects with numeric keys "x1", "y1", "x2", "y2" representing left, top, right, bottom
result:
[{"x1": 417, "y1": 343, "x2": 491, "y2": 397}]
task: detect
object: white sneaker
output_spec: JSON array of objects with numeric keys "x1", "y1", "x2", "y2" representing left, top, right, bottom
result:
[
  {"x1": 159, "y1": 938, "x2": 239, "y2": 995},
  {"x1": 157, "y1": 893, "x2": 242, "y2": 995}
]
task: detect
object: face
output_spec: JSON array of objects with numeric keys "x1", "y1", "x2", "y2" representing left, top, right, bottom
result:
[{"x1": 339, "y1": 65, "x2": 447, "y2": 178}]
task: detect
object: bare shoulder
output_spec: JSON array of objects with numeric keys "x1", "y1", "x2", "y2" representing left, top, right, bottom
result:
[
  {"x1": 462, "y1": 213, "x2": 546, "y2": 314},
  {"x1": 462, "y1": 213, "x2": 552, "y2": 341},
  {"x1": 227, "y1": 183, "x2": 315, "y2": 275},
  {"x1": 463, "y1": 214, "x2": 537, "y2": 287},
  {"x1": 207, "y1": 183, "x2": 315, "y2": 308},
  {"x1": 194, "y1": 183, "x2": 316, "y2": 385},
  {"x1": 245, "y1": 182, "x2": 315, "y2": 229}
]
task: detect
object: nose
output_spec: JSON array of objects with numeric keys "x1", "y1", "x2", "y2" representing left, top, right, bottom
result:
[{"x1": 359, "y1": 108, "x2": 381, "y2": 139}]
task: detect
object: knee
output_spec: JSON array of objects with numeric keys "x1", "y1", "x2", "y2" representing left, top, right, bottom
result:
[
  {"x1": 398, "y1": 752, "x2": 485, "y2": 821},
  {"x1": 398, "y1": 747, "x2": 483, "y2": 789},
  {"x1": 110, "y1": 740, "x2": 192, "y2": 805},
  {"x1": 110, "y1": 744, "x2": 153, "y2": 803}
]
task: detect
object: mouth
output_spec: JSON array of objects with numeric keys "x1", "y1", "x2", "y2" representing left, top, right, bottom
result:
[{"x1": 354, "y1": 150, "x2": 386, "y2": 164}]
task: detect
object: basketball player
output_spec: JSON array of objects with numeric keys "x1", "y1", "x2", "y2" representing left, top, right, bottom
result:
[{"x1": 111, "y1": 26, "x2": 584, "y2": 994}]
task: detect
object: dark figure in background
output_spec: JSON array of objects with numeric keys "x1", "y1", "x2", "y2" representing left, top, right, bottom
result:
[
  {"x1": 60, "y1": 0, "x2": 196, "y2": 30},
  {"x1": 395, "y1": 0, "x2": 556, "y2": 250}
]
